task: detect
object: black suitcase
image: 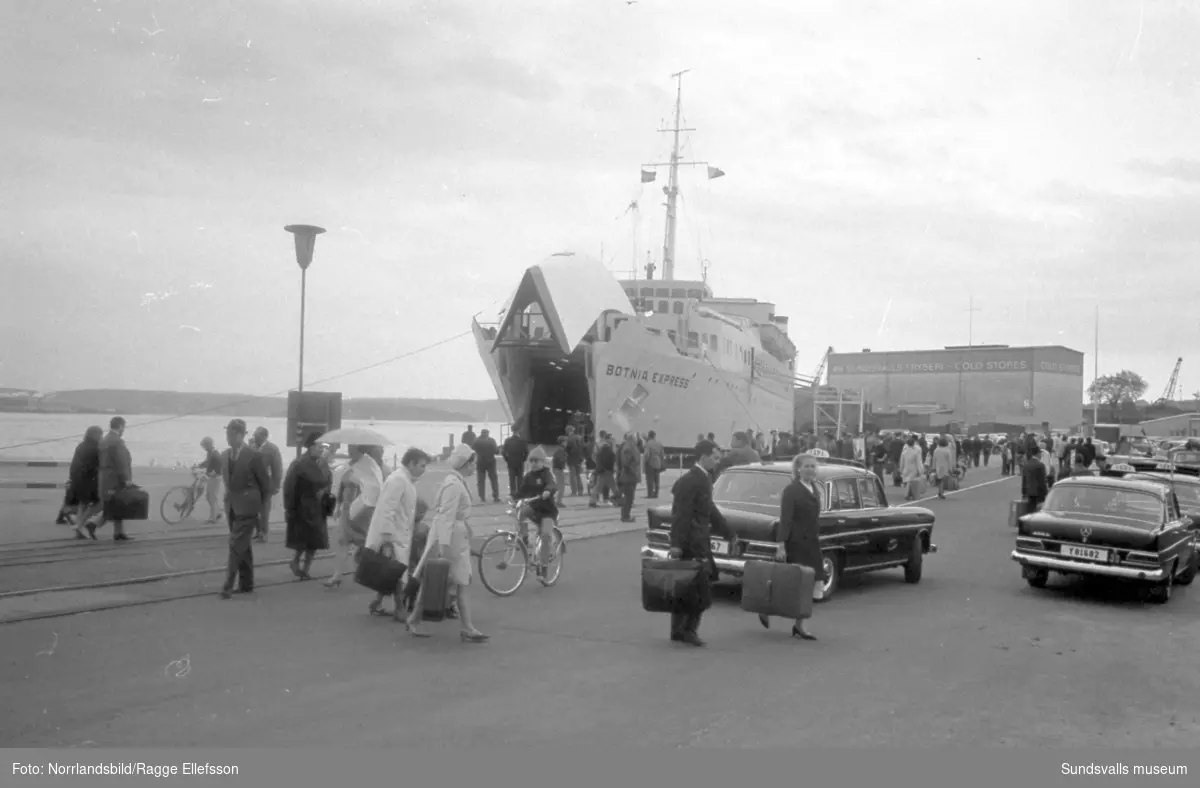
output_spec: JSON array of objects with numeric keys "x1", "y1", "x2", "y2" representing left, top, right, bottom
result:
[
  {"x1": 354, "y1": 544, "x2": 407, "y2": 595},
  {"x1": 641, "y1": 559, "x2": 704, "y2": 613},
  {"x1": 105, "y1": 486, "x2": 149, "y2": 520}
]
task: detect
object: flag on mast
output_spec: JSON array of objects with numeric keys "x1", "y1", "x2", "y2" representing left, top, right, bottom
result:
[
  {"x1": 707, "y1": 166, "x2": 725, "y2": 180},
  {"x1": 640, "y1": 169, "x2": 657, "y2": 183}
]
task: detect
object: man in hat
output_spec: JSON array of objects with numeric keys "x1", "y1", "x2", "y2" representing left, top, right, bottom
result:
[
  {"x1": 219, "y1": 419, "x2": 271, "y2": 599},
  {"x1": 249, "y1": 426, "x2": 284, "y2": 543}
]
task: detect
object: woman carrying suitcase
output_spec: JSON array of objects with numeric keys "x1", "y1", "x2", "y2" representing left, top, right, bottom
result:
[
  {"x1": 405, "y1": 444, "x2": 488, "y2": 642},
  {"x1": 758, "y1": 453, "x2": 822, "y2": 640}
]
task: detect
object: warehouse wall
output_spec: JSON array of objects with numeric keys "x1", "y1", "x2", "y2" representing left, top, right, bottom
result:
[{"x1": 828, "y1": 346, "x2": 1084, "y2": 430}]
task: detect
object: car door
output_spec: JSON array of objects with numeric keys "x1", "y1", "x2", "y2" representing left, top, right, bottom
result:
[
  {"x1": 825, "y1": 476, "x2": 871, "y2": 567},
  {"x1": 1162, "y1": 492, "x2": 1193, "y2": 573},
  {"x1": 856, "y1": 476, "x2": 903, "y2": 562}
]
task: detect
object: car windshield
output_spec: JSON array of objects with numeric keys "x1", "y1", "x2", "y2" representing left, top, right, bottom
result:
[
  {"x1": 1042, "y1": 486, "x2": 1164, "y2": 528},
  {"x1": 1170, "y1": 451, "x2": 1200, "y2": 465},
  {"x1": 712, "y1": 471, "x2": 788, "y2": 506}
]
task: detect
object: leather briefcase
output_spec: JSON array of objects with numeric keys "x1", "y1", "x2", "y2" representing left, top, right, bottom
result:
[{"x1": 104, "y1": 486, "x2": 149, "y2": 521}]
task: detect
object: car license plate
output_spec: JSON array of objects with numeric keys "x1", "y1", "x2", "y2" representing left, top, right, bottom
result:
[
  {"x1": 1062, "y1": 544, "x2": 1108, "y2": 562},
  {"x1": 710, "y1": 539, "x2": 730, "y2": 555}
]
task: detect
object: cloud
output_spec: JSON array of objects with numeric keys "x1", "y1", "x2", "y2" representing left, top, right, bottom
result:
[{"x1": 1126, "y1": 158, "x2": 1200, "y2": 185}]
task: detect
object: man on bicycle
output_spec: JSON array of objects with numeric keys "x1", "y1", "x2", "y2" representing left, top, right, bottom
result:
[
  {"x1": 196, "y1": 437, "x2": 224, "y2": 524},
  {"x1": 516, "y1": 447, "x2": 559, "y2": 577}
]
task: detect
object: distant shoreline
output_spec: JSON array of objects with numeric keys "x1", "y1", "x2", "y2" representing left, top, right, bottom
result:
[{"x1": 0, "y1": 388, "x2": 503, "y2": 424}]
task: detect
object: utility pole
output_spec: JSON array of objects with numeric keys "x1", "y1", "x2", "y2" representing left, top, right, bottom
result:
[{"x1": 1093, "y1": 306, "x2": 1100, "y2": 428}]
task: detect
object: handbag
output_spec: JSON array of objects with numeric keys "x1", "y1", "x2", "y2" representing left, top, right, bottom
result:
[
  {"x1": 641, "y1": 559, "x2": 704, "y2": 614},
  {"x1": 354, "y1": 543, "x2": 407, "y2": 594}
]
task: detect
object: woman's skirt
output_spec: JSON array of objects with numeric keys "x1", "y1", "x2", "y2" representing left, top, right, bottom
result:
[{"x1": 286, "y1": 514, "x2": 330, "y2": 552}]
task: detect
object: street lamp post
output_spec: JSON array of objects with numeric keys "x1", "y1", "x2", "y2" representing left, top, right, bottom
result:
[{"x1": 284, "y1": 224, "x2": 326, "y2": 457}]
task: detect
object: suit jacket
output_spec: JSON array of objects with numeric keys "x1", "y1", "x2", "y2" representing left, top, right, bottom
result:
[
  {"x1": 1022, "y1": 457, "x2": 1048, "y2": 499},
  {"x1": 223, "y1": 445, "x2": 271, "y2": 519},
  {"x1": 777, "y1": 479, "x2": 827, "y2": 581},
  {"x1": 98, "y1": 430, "x2": 132, "y2": 499},
  {"x1": 669, "y1": 466, "x2": 730, "y2": 553},
  {"x1": 256, "y1": 440, "x2": 284, "y2": 496}
]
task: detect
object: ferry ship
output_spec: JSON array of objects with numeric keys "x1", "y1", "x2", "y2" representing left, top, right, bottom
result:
[{"x1": 471, "y1": 73, "x2": 797, "y2": 451}]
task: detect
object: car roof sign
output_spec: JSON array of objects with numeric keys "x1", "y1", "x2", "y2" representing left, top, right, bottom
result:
[
  {"x1": 1110, "y1": 462, "x2": 1135, "y2": 472},
  {"x1": 809, "y1": 448, "x2": 830, "y2": 458}
]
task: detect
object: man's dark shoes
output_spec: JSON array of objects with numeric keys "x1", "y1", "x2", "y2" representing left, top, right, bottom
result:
[
  {"x1": 113, "y1": 534, "x2": 132, "y2": 541},
  {"x1": 680, "y1": 631, "x2": 706, "y2": 647}
]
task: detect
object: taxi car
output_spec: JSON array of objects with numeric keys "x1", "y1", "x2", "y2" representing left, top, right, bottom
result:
[
  {"x1": 1011, "y1": 474, "x2": 1198, "y2": 603},
  {"x1": 640, "y1": 459, "x2": 937, "y2": 602}
]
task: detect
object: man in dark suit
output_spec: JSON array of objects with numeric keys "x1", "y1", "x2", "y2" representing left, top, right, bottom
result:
[
  {"x1": 219, "y1": 419, "x2": 271, "y2": 599},
  {"x1": 473, "y1": 428, "x2": 500, "y2": 502},
  {"x1": 502, "y1": 430, "x2": 529, "y2": 500},
  {"x1": 90, "y1": 416, "x2": 134, "y2": 541},
  {"x1": 1022, "y1": 446, "x2": 1049, "y2": 513},
  {"x1": 250, "y1": 426, "x2": 284, "y2": 543},
  {"x1": 665, "y1": 440, "x2": 729, "y2": 647}
]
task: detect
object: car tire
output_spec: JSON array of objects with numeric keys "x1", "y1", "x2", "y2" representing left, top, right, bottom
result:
[
  {"x1": 817, "y1": 551, "x2": 841, "y2": 603},
  {"x1": 1176, "y1": 549, "x2": 1198, "y2": 587},
  {"x1": 1024, "y1": 567, "x2": 1049, "y2": 589},
  {"x1": 1147, "y1": 568, "x2": 1174, "y2": 604},
  {"x1": 903, "y1": 533, "x2": 924, "y2": 584}
]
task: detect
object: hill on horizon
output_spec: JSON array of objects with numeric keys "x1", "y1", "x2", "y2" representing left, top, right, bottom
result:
[{"x1": 12, "y1": 388, "x2": 505, "y2": 423}]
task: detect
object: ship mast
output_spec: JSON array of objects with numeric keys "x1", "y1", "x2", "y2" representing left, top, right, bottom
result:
[{"x1": 643, "y1": 69, "x2": 709, "y2": 283}]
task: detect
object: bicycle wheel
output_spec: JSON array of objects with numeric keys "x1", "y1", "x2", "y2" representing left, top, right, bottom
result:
[
  {"x1": 160, "y1": 486, "x2": 194, "y2": 525},
  {"x1": 534, "y1": 526, "x2": 565, "y2": 587},
  {"x1": 477, "y1": 531, "x2": 529, "y2": 597}
]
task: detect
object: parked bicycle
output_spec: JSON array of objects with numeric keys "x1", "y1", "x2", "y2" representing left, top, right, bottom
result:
[
  {"x1": 477, "y1": 496, "x2": 565, "y2": 596},
  {"x1": 160, "y1": 468, "x2": 211, "y2": 525}
]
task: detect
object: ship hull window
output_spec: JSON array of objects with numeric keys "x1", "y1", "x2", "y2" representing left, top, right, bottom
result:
[{"x1": 672, "y1": 301, "x2": 683, "y2": 314}]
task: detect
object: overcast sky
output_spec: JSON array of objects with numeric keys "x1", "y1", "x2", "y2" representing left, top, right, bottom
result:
[{"x1": 2, "y1": 0, "x2": 1197, "y2": 402}]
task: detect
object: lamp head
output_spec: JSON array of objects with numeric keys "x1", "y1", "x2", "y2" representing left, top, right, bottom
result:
[{"x1": 284, "y1": 224, "x2": 326, "y2": 270}]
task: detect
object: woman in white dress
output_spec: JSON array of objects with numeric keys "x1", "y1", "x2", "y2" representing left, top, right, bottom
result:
[{"x1": 406, "y1": 444, "x2": 488, "y2": 642}]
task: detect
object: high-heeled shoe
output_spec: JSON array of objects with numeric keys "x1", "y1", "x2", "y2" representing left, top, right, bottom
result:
[
  {"x1": 405, "y1": 622, "x2": 431, "y2": 638},
  {"x1": 323, "y1": 577, "x2": 341, "y2": 589},
  {"x1": 289, "y1": 558, "x2": 302, "y2": 578},
  {"x1": 792, "y1": 624, "x2": 817, "y2": 641},
  {"x1": 758, "y1": 614, "x2": 770, "y2": 629},
  {"x1": 460, "y1": 630, "x2": 489, "y2": 643}
]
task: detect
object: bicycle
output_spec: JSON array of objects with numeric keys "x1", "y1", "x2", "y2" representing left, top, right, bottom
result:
[
  {"x1": 477, "y1": 496, "x2": 565, "y2": 596},
  {"x1": 160, "y1": 468, "x2": 212, "y2": 525}
]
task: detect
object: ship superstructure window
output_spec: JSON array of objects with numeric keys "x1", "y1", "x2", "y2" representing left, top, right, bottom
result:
[
  {"x1": 624, "y1": 288, "x2": 635, "y2": 297},
  {"x1": 640, "y1": 287, "x2": 653, "y2": 297},
  {"x1": 707, "y1": 334, "x2": 718, "y2": 348},
  {"x1": 687, "y1": 289, "x2": 703, "y2": 298},
  {"x1": 671, "y1": 288, "x2": 686, "y2": 298},
  {"x1": 658, "y1": 300, "x2": 669, "y2": 313},
  {"x1": 672, "y1": 301, "x2": 683, "y2": 314},
  {"x1": 655, "y1": 288, "x2": 669, "y2": 297},
  {"x1": 687, "y1": 331, "x2": 700, "y2": 348}
]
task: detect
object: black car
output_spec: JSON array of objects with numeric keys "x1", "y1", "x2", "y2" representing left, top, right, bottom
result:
[
  {"x1": 1011, "y1": 475, "x2": 1199, "y2": 603},
  {"x1": 640, "y1": 459, "x2": 937, "y2": 602}
]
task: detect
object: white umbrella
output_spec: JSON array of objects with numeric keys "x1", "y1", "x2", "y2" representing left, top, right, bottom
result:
[{"x1": 317, "y1": 427, "x2": 393, "y2": 446}]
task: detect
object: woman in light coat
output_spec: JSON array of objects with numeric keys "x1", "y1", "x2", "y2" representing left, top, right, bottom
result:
[
  {"x1": 325, "y1": 444, "x2": 384, "y2": 589},
  {"x1": 405, "y1": 444, "x2": 488, "y2": 642},
  {"x1": 899, "y1": 436, "x2": 925, "y2": 501},
  {"x1": 932, "y1": 438, "x2": 954, "y2": 499}
]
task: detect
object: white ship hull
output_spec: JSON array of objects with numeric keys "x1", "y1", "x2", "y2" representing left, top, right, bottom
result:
[{"x1": 474, "y1": 254, "x2": 795, "y2": 450}]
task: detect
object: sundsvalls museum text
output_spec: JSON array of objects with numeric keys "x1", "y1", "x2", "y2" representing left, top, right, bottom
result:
[
  {"x1": 13, "y1": 761, "x2": 239, "y2": 777},
  {"x1": 605, "y1": 365, "x2": 691, "y2": 389}
]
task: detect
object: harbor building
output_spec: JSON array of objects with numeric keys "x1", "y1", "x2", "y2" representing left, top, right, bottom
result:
[{"x1": 827, "y1": 345, "x2": 1085, "y2": 432}]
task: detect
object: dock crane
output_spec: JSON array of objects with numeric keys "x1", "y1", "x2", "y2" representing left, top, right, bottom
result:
[
  {"x1": 812, "y1": 346, "x2": 833, "y2": 386},
  {"x1": 1157, "y1": 357, "x2": 1183, "y2": 404}
]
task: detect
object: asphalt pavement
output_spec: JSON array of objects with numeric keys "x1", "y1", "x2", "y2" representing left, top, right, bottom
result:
[{"x1": 3, "y1": 462, "x2": 1199, "y2": 747}]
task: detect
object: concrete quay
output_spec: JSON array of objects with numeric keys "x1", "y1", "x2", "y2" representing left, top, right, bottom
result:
[{"x1": 3, "y1": 463, "x2": 1199, "y2": 749}]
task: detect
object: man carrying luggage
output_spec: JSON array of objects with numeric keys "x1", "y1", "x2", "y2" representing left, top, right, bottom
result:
[{"x1": 665, "y1": 440, "x2": 729, "y2": 648}]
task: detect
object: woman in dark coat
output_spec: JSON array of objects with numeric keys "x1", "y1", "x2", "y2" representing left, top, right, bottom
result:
[
  {"x1": 63, "y1": 426, "x2": 104, "y2": 538},
  {"x1": 759, "y1": 453, "x2": 825, "y2": 640},
  {"x1": 283, "y1": 433, "x2": 331, "y2": 580}
]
